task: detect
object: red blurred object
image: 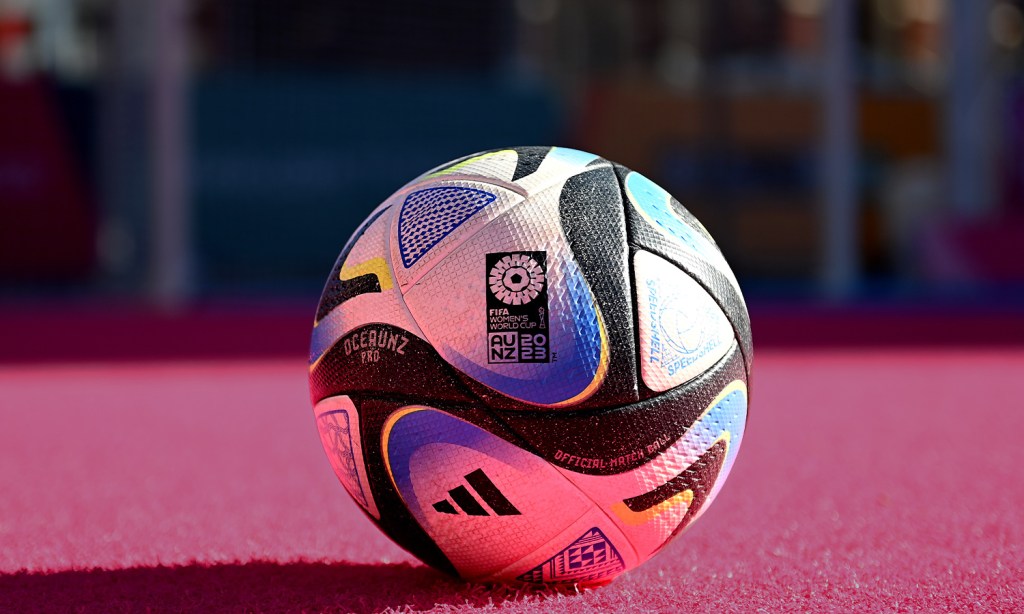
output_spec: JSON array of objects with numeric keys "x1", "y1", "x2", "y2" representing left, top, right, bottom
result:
[
  {"x1": 0, "y1": 78, "x2": 94, "y2": 280},
  {"x1": 0, "y1": 303, "x2": 310, "y2": 363},
  {"x1": 921, "y1": 214, "x2": 1024, "y2": 283},
  {"x1": 0, "y1": 15, "x2": 31, "y2": 52}
]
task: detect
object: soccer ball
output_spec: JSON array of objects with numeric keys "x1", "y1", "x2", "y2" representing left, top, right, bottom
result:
[{"x1": 309, "y1": 147, "x2": 752, "y2": 586}]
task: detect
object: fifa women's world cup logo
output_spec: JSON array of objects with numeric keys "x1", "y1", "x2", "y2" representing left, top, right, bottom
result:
[
  {"x1": 486, "y1": 252, "x2": 550, "y2": 364},
  {"x1": 489, "y1": 254, "x2": 546, "y2": 305}
]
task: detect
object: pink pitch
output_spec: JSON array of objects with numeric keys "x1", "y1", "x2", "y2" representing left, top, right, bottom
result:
[{"x1": 1, "y1": 351, "x2": 1022, "y2": 612}]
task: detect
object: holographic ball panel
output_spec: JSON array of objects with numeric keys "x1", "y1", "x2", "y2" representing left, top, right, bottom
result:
[{"x1": 309, "y1": 147, "x2": 753, "y2": 586}]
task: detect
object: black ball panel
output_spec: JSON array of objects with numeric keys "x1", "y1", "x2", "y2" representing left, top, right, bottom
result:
[
  {"x1": 310, "y1": 324, "x2": 477, "y2": 405},
  {"x1": 491, "y1": 342, "x2": 745, "y2": 475},
  {"x1": 556, "y1": 164, "x2": 640, "y2": 408}
]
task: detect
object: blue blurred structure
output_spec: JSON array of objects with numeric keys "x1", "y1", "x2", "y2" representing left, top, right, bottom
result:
[
  {"x1": 192, "y1": 73, "x2": 560, "y2": 290},
  {"x1": 2, "y1": 0, "x2": 1024, "y2": 307}
]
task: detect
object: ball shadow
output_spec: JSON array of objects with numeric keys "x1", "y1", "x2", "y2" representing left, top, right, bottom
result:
[{"x1": 0, "y1": 560, "x2": 562, "y2": 613}]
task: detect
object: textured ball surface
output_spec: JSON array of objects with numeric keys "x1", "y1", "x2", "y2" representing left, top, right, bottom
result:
[{"x1": 308, "y1": 147, "x2": 752, "y2": 586}]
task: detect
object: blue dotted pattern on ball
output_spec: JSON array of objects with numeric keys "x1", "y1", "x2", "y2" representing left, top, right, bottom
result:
[{"x1": 398, "y1": 187, "x2": 497, "y2": 268}]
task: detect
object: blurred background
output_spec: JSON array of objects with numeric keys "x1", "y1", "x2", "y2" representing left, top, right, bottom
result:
[{"x1": 2, "y1": 0, "x2": 1023, "y2": 358}]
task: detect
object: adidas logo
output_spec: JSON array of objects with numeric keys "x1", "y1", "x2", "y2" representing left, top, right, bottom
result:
[{"x1": 432, "y1": 468, "x2": 521, "y2": 516}]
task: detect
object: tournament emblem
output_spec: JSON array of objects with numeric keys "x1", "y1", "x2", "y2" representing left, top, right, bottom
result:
[{"x1": 486, "y1": 252, "x2": 550, "y2": 363}]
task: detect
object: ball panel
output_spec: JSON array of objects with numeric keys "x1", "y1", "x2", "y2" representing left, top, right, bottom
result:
[
  {"x1": 346, "y1": 396, "x2": 473, "y2": 577},
  {"x1": 381, "y1": 406, "x2": 602, "y2": 580},
  {"x1": 509, "y1": 146, "x2": 552, "y2": 182},
  {"x1": 413, "y1": 146, "x2": 553, "y2": 185},
  {"x1": 510, "y1": 525, "x2": 629, "y2": 586},
  {"x1": 397, "y1": 186, "x2": 498, "y2": 268},
  {"x1": 634, "y1": 249, "x2": 734, "y2": 392},
  {"x1": 650, "y1": 437, "x2": 729, "y2": 554},
  {"x1": 414, "y1": 150, "x2": 489, "y2": 181},
  {"x1": 345, "y1": 376, "x2": 744, "y2": 584},
  {"x1": 415, "y1": 145, "x2": 574, "y2": 189},
  {"x1": 624, "y1": 170, "x2": 740, "y2": 292},
  {"x1": 310, "y1": 280, "x2": 425, "y2": 375},
  {"x1": 310, "y1": 201, "x2": 423, "y2": 367},
  {"x1": 402, "y1": 179, "x2": 607, "y2": 408},
  {"x1": 314, "y1": 203, "x2": 393, "y2": 323},
  {"x1": 309, "y1": 201, "x2": 476, "y2": 403},
  {"x1": 420, "y1": 149, "x2": 519, "y2": 183},
  {"x1": 309, "y1": 324, "x2": 477, "y2": 404},
  {"x1": 560, "y1": 380, "x2": 746, "y2": 562},
  {"x1": 615, "y1": 164, "x2": 754, "y2": 384},
  {"x1": 313, "y1": 395, "x2": 380, "y2": 519},
  {"x1": 389, "y1": 179, "x2": 524, "y2": 291},
  {"x1": 557, "y1": 165, "x2": 640, "y2": 407},
  {"x1": 493, "y1": 341, "x2": 746, "y2": 476},
  {"x1": 516, "y1": 146, "x2": 601, "y2": 182}
]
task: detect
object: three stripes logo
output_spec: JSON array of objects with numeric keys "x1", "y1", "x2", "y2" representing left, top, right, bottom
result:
[{"x1": 432, "y1": 469, "x2": 521, "y2": 517}]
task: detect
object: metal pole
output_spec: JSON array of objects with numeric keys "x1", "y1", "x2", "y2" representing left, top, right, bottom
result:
[
  {"x1": 150, "y1": 0, "x2": 193, "y2": 308},
  {"x1": 946, "y1": 0, "x2": 995, "y2": 219},
  {"x1": 821, "y1": 0, "x2": 857, "y2": 298}
]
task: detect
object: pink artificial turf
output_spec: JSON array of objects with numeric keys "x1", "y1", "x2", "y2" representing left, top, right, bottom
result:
[{"x1": 1, "y1": 351, "x2": 1022, "y2": 612}]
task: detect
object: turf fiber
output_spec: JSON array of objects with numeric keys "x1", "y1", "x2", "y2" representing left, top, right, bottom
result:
[{"x1": 1, "y1": 351, "x2": 1022, "y2": 612}]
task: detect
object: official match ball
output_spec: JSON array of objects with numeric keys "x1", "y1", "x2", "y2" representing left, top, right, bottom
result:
[{"x1": 309, "y1": 147, "x2": 752, "y2": 586}]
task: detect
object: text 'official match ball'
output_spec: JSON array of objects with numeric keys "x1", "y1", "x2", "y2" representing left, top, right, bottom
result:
[{"x1": 309, "y1": 147, "x2": 752, "y2": 586}]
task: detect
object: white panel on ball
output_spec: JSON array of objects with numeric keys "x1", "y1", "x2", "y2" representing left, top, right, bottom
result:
[
  {"x1": 388, "y1": 179, "x2": 526, "y2": 291},
  {"x1": 634, "y1": 250, "x2": 735, "y2": 392},
  {"x1": 401, "y1": 177, "x2": 607, "y2": 408},
  {"x1": 313, "y1": 395, "x2": 379, "y2": 519},
  {"x1": 421, "y1": 149, "x2": 519, "y2": 183}
]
